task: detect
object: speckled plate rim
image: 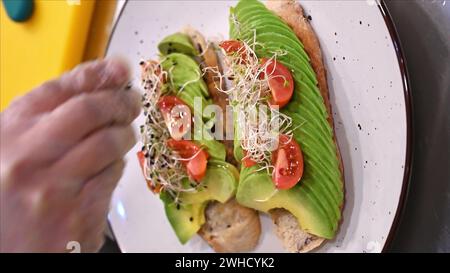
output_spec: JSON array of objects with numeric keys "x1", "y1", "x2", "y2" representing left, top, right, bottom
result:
[
  {"x1": 104, "y1": 0, "x2": 413, "y2": 253},
  {"x1": 376, "y1": 0, "x2": 412, "y2": 252}
]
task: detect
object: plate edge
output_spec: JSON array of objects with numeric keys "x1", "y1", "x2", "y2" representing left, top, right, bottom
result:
[
  {"x1": 377, "y1": 0, "x2": 413, "y2": 253},
  {"x1": 104, "y1": 0, "x2": 414, "y2": 254}
]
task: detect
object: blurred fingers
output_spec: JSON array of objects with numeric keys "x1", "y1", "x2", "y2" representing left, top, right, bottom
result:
[
  {"x1": 76, "y1": 160, "x2": 126, "y2": 253},
  {"x1": 51, "y1": 126, "x2": 135, "y2": 194},
  {"x1": 80, "y1": 159, "x2": 125, "y2": 201},
  {"x1": 7, "y1": 57, "x2": 131, "y2": 117},
  {"x1": 22, "y1": 89, "x2": 140, "y2": 164}
]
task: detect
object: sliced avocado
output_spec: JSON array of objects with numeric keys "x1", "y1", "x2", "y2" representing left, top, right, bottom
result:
[
  {"x1": 207, "y1": 159, "x2": 240, "y2": 181},
  {"x1": 180, "y1": 162, "x2": 238, "y2": 204},
  {"x1": 231, "y1": 0, "x2": 344, "y2": 239},
  {"x1": 232, "y1": 109, "x2": 244, "y2": 163},
  {"x1": 161, "y1": 161, "x2": 238, "y2": 244},
  {"x1": 159, "y1": 52, "x2": 226, "y2": 160},
  {"x1": 236, "y1": 166, "x2": 336, "y2": 238},
  {"x1": 191, "y1": 115, "x2": 227, "y2": 161},
  {"x1": 161, "y1": 53, "x2": 209, "y2": 100},
  {"x1": 160, "y1": 191, "x2": 206, "y2": 244},
  {"x1": 158, "y1": 33, "x2": 198, "y2": 56},
  {"x1": 234, "y1": 136, "x2": 244, "y2": 164},
  {"x1": 156, "y1": 33, "x2": 238, "y2": 244},
  {"x1": 197, "y1": 139, "x2": 226, "y2": 161}
]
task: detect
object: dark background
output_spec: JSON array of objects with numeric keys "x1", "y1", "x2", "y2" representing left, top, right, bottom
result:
[
  {"x1": 100, "y1": 0, "x2": 450, "y2": 253},
  {"x1": 383, "y1": 0, "x2": 449, "y2": 253}
]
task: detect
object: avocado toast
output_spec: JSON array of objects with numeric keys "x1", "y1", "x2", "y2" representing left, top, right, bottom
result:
[
  {"x1": 218, "y1": 0, "x2": 345, "y2": 252},
  {"x1": 137, "y1": 29, "x2": 261, "y2": 252}
]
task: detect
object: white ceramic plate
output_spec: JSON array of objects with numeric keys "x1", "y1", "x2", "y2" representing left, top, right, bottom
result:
[{"x1": 106, "y1": 0, "x2": 411, "y2": 253}]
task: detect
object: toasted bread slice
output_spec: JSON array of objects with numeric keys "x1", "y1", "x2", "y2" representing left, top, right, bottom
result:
[
  {"x1": 266, "y1": 0, "x2": 345, "y2": 252},
  {"x1": 199, "y1": 199, "x2": 261, "y2": 252},
  {"x1": 182, "y1": 27, "x2": 261, "y2": 252},
  {"x1": 271, "y1": 209, "x2": 325, "y2": 253}
]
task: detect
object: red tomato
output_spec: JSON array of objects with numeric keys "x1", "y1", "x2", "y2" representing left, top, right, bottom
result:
[
  {"x1": 260, "y1": 58, "x2": 294, "y2": 108},
  {"x1": 219, "y1": 40, "x2": 244, "y2": 55},
  {"x1": 242, "y1": 150, "x2": 257, "y2": 167},
  {"x1": 219, "y1": 40, "x2": 247, "y2": 62},
  {"x1": 157, "y1": 95, "x2": 186, "y2": 113},
  {"x1": 167, "y1": 139, "x2": 209, "y2": 182},
  {"x1": 137, "y1": 151, "x2": 161, "y2": 193},
  {"x1": 137, "y1": 151, "x2": 146, "y2": 173},
  {"x1": 272, "y1": 134, "x2": 303, "y2": 190},
  {"x1": 157, "y1": 96, "x2": 191, "y2": 140}
]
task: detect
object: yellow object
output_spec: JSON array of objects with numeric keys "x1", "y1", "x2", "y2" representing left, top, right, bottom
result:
[
  {"x1": 83, "y1": 0, "x2": 118, "y2": 61},
  {"x1": 0, "y1": 0, "x2": 101, "y2": 111}
]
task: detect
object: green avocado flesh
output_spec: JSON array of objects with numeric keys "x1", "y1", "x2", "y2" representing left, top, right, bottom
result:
[
  {"x1": 158, "y1": 34, "x2": 226, "y2": 161},
  {"x1": 158, "y1": 32, "x2": 199, "y2": 56},
  {"x1": 231, "y1": 0, "x2": 343, "y2": 239},
  {"x1": 160, "y1": 161, "x2": 238, "y2": 244},
  {"x1": 155, "y1": 34, "x2": 233, "y2": 243}
]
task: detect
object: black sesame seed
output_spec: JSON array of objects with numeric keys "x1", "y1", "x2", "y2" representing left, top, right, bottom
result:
[
  {"x1": 176, "y1": 204, "x2": 180, "y2": 210},
  {"x1": 189, "y1": 217, "x2": 194, "y2": 222},
  {"x1": 139, "y1": 61, "x2": 145, "y2": 65},
  {"x1": 307, "y1": 15, "x2": 312, "y2": 21}
]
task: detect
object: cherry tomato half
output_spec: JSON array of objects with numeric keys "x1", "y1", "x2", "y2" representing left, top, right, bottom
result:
[
  {"x1": 167, "y1": 139, "x2": 209, "y2": 182},
  {"x1": 219, "y1": 40, "x2": 247, "y2": 62},
  {"x1": 272, "y1": 134, "x2": 303, "y2": 190},
  {"x1": 157, "y1": 96, "x2": 191, "y2": 140},
  {"x1": 260, "y1": 58, "x2": 294, "y2": 108},
  {"x1": 219, "y1": 40, "x2": 245, "y2": 55},
  {"x1": 242, "y1": 150, "x2": 257, "y2": 167}
]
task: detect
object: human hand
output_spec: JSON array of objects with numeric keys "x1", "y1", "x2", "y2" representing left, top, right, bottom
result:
[{"x1": 0, "y1": 58, "x2": 141, "y2": 252}]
